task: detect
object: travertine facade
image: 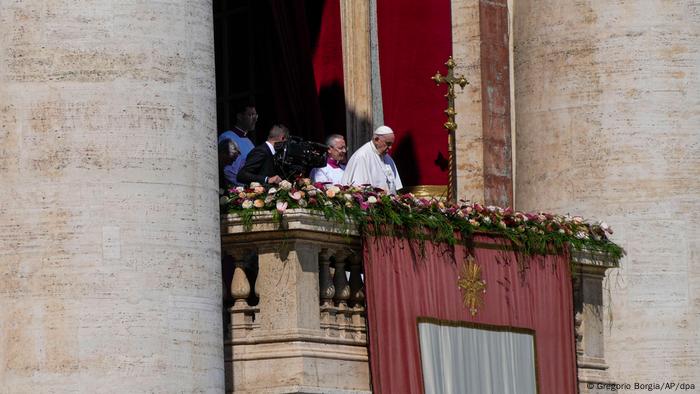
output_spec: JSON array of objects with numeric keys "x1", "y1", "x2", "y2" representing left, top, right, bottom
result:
[
  {"x1": 451, "y1": 0, "x2": 486, "y2": 203},
  {"x1": 1, "y1": 0, "x2": 698, "y2": 392},
  {"x1": 0, "y1": 1, "x2": 223, "y2": 392},
  {"x1": 514, "y1": 0, "x2": 699, "y2": 388}
]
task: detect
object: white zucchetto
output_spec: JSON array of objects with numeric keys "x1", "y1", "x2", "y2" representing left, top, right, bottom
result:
[{"x1": 374, "y1": 125, "x2": 394, "y2": 135}]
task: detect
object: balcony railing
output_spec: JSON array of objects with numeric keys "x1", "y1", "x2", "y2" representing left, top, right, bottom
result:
[
  {"x1": 221, "y1": 209, "x2": 370, "y2": 394},
  {"x1": 221, "y1": 209, "x2": 618, "y2": 394}
]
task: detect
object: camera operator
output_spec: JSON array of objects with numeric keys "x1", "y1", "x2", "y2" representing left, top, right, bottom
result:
[{"x1": 237, "y1": 124, "x2": 289, "y2": 185}]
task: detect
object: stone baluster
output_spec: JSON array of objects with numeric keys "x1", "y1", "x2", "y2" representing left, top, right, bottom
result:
[
  {"x1": 231, "y1": 261, "x2": 251, "y2": 307},
  {"x1": 348, "y1": 253, "x2": 367, "y2": 343},
  {"x1": 228, "y1": 248, "x2": 258, "y2": 339},
  {"x1": 333, "y1": 249, "x2": 352, "y2": 337},
  {"x1": 319, "y1": 248, "x2": 336, "y2": 335}
]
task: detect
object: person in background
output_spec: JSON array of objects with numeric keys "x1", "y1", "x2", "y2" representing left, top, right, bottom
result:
[
  {"x1": 310, "y1": 134, "x2": 347, "y2": 185},
  {"x1": 218, "y1": 102, "x2": 258, "y2": 185},
  {"x1": 341, "y1": 125, "x2": 403, "y2": 194},
  {"x1": 218, "y1": 139, "x2": 240, "y2": 194},
  {"x1": 237, "y1": 124, "x2": 289, "y2": 185}
]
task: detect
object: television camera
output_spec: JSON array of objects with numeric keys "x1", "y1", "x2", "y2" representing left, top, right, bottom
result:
[{"x1": 273, "y1": 136, "x2": 328, "y2": 180}]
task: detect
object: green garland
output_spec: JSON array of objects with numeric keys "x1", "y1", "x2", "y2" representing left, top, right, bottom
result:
[{"x1": 221, "y1": 179, "x2": 625, "y2": 260}]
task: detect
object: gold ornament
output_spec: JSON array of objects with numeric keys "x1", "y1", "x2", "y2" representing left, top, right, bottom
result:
[{"x1": 457, "y1": 255, "x2": 486, "y2": 316}]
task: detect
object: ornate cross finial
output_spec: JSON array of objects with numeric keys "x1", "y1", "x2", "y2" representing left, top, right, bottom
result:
[{"x1": 432, "y1": 57, "x2": 468, "y2": 203}]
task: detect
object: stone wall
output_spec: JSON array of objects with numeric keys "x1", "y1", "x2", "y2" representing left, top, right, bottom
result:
[
  {"x1": 514, "y1": 0, "x2": 699, "y2": 387},
  {"x1": 0, "y1": 1, "x2": 223, "y2": 392}
]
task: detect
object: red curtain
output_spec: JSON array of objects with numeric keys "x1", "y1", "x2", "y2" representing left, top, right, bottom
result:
[
  {"x1": 377, "y1": 0, "x2": 452, "y2": 187},
  {"x1": 362, "y1": 234, "x2": 577, "y2": 394},
  {"x1": 310, "y1": 0, "x2": 346, "y2": 136}
]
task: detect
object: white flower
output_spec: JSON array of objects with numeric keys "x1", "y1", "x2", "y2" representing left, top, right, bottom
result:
[
  {"x1": 264, "y1": 195, "x2": 274, "y2": 204},
  {"x1": 276, "y1": 200, "x2": 288, "y2": 213},
  {"x1": 599, "y1": 221, "x2": 613, "y2": 234},
  {"x1": 290, "y1": 191, "x2": 302, "y2": 200},
  {"x1": 344, "y1": 193, "x2": 353, "y2": 201},
  {"x1": 250, "y1": 182, "x2": 261, "y2": 188},
  {"x1": 367, "y1": 196, "x2": 378, "y2": 204},
  {"x1": 298, "y1": 199, "x2": 308, "y2": 208},
  {"x1": 558, "y1": 229, "x2": 565, "y2": 234},
  {"x1": 241, "y1": 200, "x2": 253, "y2": 209},
  {"x1": 267, "y1": 187, "x2": 278, "y2": 195},
  {"x1": 575, "y1": 231, "x2": 589, "y2": 239},
  {"x1": 482, "y1": 217, "x2": 491, "y2": 224},
  {"x1": 279, "y1": 180, "x2": 293, "y2": 190},
  {"x1": 235, "y1": 186, "x2": 244, "y2": 193}
]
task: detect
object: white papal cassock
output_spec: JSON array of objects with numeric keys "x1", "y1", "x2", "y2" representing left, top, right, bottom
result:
[{"x1": 341, "y1": 141, "x2": 403, "y2": 194}]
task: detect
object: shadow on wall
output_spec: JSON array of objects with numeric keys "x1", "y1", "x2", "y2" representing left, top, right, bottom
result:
[
  {"x1": 391, "y1": 132, "x2": 420, "y2": 187},
  {"x1": 318, "y1": 82, "x2": 347, "y2": 136}
]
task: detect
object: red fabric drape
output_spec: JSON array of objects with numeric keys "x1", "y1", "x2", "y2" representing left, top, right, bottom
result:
[
  {"x1": 310, "y1": 0, "x2": 346, "y2": 136},
  {"x1": 377, "y1": 0, "x2": 451, "y2": 187},
  {"x1": 363, "y1": 234, "x2": 577, "y2": 394},
  {"x1": 262, "y1": 0, "x2": 325, "y2": 142}
]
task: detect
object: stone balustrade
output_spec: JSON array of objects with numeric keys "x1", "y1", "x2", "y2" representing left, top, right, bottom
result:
[
  {"x1": 221, "y1": 209, "x2": 370, "y2": 394},
  {"x1": 221, "y1": 208, "x2": 619, "y2": 394}
]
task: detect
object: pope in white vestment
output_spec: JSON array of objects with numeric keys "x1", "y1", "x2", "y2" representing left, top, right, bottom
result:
[{"x1": 341, "y1": 126, "x2": 403, "y2": 194}]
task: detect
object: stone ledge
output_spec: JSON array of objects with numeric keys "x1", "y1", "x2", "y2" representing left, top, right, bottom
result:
[
  {"x1": 571, "y1": 248, "x2": 620, "y2": 270},
  {"x1": 228, "y1": 385, "x2": 371, "y2": 394},
  {"x1": 228, "y1": 341, "x2": 368, "y2": 362},
  {"x1": 227, "y1": 327, "x2": 366, "y2": 347},
  {"x1": 222, "y1": 209, "x2": 360, "y2": 236}
]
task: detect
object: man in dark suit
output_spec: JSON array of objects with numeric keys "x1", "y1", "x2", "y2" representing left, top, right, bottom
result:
[{"x1": 238, "y1": 124, "x2": 289, "y2": 185}]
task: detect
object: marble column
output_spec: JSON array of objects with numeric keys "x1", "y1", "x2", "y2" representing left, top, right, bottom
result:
[
  {"x1": 514, "y1": 0, "x2": 699, "y2": 386},
  {"x1": 0, "y1": 1, "x2": 222, "y2": 392}
]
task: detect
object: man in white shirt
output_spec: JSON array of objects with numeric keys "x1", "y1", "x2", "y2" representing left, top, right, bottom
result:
[
  {"x1": 310, "y1": 134, "x2": 347, "y2": 185},
  {"x1": 341, "y1": 126, "x2": 403, "y2": 194}
]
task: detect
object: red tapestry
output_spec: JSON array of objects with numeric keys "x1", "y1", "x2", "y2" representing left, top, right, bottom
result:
[
  {"x1": 362, "y1": 234, "x2": 577, "y2": 394},
  {"x1": 376, "y1": 0, "x2": 452, "y2": 187}
]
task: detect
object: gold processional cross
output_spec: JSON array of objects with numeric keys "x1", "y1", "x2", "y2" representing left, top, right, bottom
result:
[
  {"x1": 431, "y1": 57, "x2": 468, "y2": 203},
  {"x1": 457, "y1": 255, "x2": 486, "y2": 316}
]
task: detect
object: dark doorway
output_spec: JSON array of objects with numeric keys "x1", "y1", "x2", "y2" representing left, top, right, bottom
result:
[{"x1": 213, "y1": 0, "x2": 345, "y2": 145}]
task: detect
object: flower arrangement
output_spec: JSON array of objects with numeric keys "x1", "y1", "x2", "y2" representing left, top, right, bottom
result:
[{"x1": 220, "y1": 178, "x2": 625, "y2": 259}]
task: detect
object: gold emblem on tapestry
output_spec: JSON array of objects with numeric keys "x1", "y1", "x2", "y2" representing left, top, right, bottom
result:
[{"x1": 458, "y1": 255, "x2": 486, "y2": 316}]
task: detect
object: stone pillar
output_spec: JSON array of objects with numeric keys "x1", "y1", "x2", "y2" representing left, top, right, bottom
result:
[
  {"x1": 0, "y1": 1, "x2": 222, "y2": 392},
  {"x1": 514, "y1": 0, "x2": 700, "y2": 386},
  {"x1": 572, "y1": 251, "x2": 619, "y2": 393},
  {"x1": 451, "y1": 0, "x2": 485, "y2": 202},
  {"x1": 340, "y1": 0, "x2": 374, "y2": 154}
]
